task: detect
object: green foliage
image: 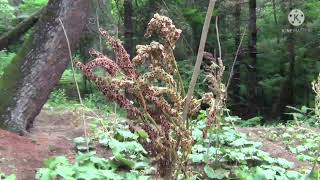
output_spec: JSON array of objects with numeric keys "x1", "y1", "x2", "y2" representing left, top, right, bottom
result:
[
  {"x1": 286, "y1": 106, "x2": 319, "y2": 127},
  {"x1": 189, "y1": 113, "x2": 306, "y2": 179},
  {"x1": 235, "y1": 166, "x2": 304, "y2": 180},
  {"x1": 0, "y1": 172, "x2": 16, "y2": 180},
  {"x1": 37, "y1": 119, "x2": 152, "y2": 180},
  {"x1": 46, "y1": 89, "x2": 115, "y2": 116},
  {"x1": 264, "y1": 126, "x2": 320, "y2": 164},
  {"x1": 18, "y1": 0, "x2": 48, "y2": 15},
  {"x1": 47, "y1": 89, "x2": 68, "y2": 107},
  {"x1": 178, "y1": 59, "x2": 206, "y2": 97},
  {"x1": 0, "y1": 51, "x2": 15, "y2": 77},
  {"x1": 0, "y1": 0, "x2": 15, "y2": 33}
]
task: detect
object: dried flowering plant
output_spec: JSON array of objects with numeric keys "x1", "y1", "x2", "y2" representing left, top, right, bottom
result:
[{"x1": 76, "y1": 13, "x2": 225, "y2": 178}]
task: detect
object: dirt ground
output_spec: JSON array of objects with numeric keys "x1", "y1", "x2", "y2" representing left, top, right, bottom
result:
[{"x1": 0, "y1": 109, "x2": 85, "y2": 180}]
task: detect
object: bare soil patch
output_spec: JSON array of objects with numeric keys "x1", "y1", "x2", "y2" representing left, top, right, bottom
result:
[{"x1": 0, "y1": 109, "x2": 85, "y2": 180}]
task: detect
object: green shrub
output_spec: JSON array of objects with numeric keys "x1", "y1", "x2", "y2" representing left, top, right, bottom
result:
[
  {"x1": 18, "y1": 0, "x2": 48, "y2": 15},
  {"x1": 0, "y1": 0, "x2": 15, "y2": 34},
  {"x1": 0, "y1": 50, "x2": 15, "y2": 77}
]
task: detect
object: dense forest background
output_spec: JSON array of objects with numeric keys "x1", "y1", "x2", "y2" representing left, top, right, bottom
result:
[
  {"x1": 0, "y1": 0, "x2": 319, "y2": 179},
  {"x1": 1, "y1": 0, "x2": 319, "y2": 123}
]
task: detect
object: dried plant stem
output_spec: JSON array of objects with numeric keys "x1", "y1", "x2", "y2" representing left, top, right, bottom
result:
[
  {"x1": 216, "y1": 16, "x2": 222, "y2": 59},
  {"x1": 182, "y1": 0, "x2": 217, "y2": 128},
  {"x1": 59, "y1": 19, "x2": 89, "y2": 151}
]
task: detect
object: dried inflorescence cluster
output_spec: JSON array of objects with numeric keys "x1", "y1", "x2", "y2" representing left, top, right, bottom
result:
[
  {"x1": 202, "y1": 52, "x2": 226, "y2": 135},
  {"x1": 76, "y1": 14, "x2": 224, "y2": 178},
  {"x1": 145, "y1": 13, "x2": 182, "y2": 48},
  {"x1": 312, "y1": 74, "x2": 320, "y2": 122}
]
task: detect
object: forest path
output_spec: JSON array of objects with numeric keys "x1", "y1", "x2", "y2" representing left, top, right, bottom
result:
[{"x1": 0, "y1": 109, "x2": 86, "y2": 180}]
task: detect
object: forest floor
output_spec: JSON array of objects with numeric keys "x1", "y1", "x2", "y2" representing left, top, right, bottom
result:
[
  {"x1": 0, "y1": 109, "x2": 316, "y2": 180},
  {"x1": 0, "y1": 109, "x2": 85, "y2": 180},
  {"x1": 237, "y1": 127, "x2": 313, "y2": 170}
]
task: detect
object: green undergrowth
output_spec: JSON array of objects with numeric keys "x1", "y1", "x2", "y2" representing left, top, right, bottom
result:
[
  {"x1": 189, "y1": 111, "x2": 310, "y2": 180},
  {"x1": 0, "y1": 172, "x2": 16, "y2": 180},
  {"x1": 0, "y1": 51, "x2": 15, "y2": 77},
  {"x1": 33, "y1": 107, "x2": 319, "y2": 180},
  {"x1": 36, "y1": 117, "x2": 152, "y2": 180},
  {"x1": 45, "y1": 89, "x2": 126, "y2": 117},
  {"x1": 264, "y1": 126, "x2": 320, "y2": 164}
]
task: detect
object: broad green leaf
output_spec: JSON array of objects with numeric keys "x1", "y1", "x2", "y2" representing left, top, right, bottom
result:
[
  {"x1": 4, "y1": 174, "x2": 16, "y2": 180},
  {"x1": 192, "y1": 128, "x2": 203, "y2": 141},
  {"x1": 276, "y1": 158, "x2": 294, "y2": 169},
  {"x1": 136, "y1": 130, "x2": 148, "y2": 139},
  {"x1": 116, "y1": 129, "x2": 138, "y2": 140},
  {"x1": 204, "y1": 165, "x2": 227, "y2": 179},
  {"x1": 35, "y1": 168, "x2": 51, "y2": 180},
  {"x1": 286, "y1": 170, "x2": 303, "y2": 180},
  {"x1": 114, "y1": 154, "x2": 135, "y2": 169},
  {"x1": 54, "y1": 165, "x2": 74, "y2": 178},
  {"x1": 44, "y1": 156, "x2": 70, "y2": 169},
  {"x1": 189, "y1": 153, "x2": 204, "y2": 163}
]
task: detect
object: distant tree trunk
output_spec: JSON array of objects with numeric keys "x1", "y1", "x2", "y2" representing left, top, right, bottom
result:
[
  {"x1": 273, "y1": 0, "x2": 297, "y2": 119},
  {"x1": 0, "y1": 8, "x2": 43, "y2": 51},
  {"x1": 232, "y1": 0, "x2": 242, "y2": 110},
  {"x1": 248, "y1": 0, "x2": 258, "y2": 116},
  {"x1": 78, "y1": 0, "x2": 115, "y2": 94},
  {"x1": 277, "y1": 32, "x2": 295, "y2": 119},
  {"x1": 0, "y1": 0, "x2": 90, "y2": 134},
  {"x1": 8, "y1": 0, "x2": 23, "y2": 6},
  {"x1": 124, "y1": 0, "x2": 133, "y2": 57},
  {"x1": 272, "y1": 0, "x2": 280, "y2": 44}
]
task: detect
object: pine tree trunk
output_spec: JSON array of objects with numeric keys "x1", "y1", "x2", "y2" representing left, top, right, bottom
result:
[
  {"x1": 0, "y1": 0, "x2": 90, "y2": 134},
  {"x1": 232, "y1": 0, "x2": 242, "y2": 111},
  {"x1": 248, "y1": 0, "x2": 258, "y2": 116}
]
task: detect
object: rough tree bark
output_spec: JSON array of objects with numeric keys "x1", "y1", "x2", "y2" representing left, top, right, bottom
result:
[
  {"x1": 0, "y1": 8, "x2": 43, "y2": 51},
  {"x1": 0, "y1": 0, "x2": 90, "y2": 134}
]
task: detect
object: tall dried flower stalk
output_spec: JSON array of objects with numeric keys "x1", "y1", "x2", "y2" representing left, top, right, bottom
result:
[
  {"x1": 312, "y1": 74, "x2": 320, "y2": 122},
  {"x1": 76, "y1": 13, "x2": 225, "y2": 179}
]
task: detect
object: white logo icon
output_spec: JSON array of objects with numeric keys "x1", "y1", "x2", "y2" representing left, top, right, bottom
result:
[{"x1": 288, "y1": 9, "x2": 305, "y2": 26}]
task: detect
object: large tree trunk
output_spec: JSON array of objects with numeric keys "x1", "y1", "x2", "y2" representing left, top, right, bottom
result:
[
  {"x1": 248, "y1": 0, "x2": 258, "y2": 116},
  {"x1": 0, "y1": 0, "x2": 90, "y2": 134},
  {"x1": 0, "y1": 8, "x2": 43, "y2": 51},
  {"x1": 124, "y1": 0, "x2": 133, "y2": 57},
  {"x1": 231, "y1": 0, "x2": 242, "y2": 112}
]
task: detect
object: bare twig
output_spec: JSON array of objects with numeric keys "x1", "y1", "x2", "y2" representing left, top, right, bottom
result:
[
  {"x1": 216, "y1": 16, "x2": 222, "y2": 59},
  {"x1": 182, "y1": 0, "x2": 217, "y2": 128},
  {"x1": 59, "y1": 18, "x2": 89, "y2": 151},
  {"x1": 226, "y1": 28, "x2": 247, "y2": 91}
]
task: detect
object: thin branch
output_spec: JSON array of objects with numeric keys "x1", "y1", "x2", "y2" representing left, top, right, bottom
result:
[
  {"x1": 216, "y1": 16, "x2": 222, "y2": 59},
  {"x1": 182, "y1": 0, "x2": 217, "y2": 128},
  {"x1": 226, "y1": 28, "x2": 247, "y2": 91},
  {"x1": 59, "y1": 18, "x2": 88, "y2": 151},
  {"x1": 59, "y1": 19, "x2": 83, "y2": 105}
]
